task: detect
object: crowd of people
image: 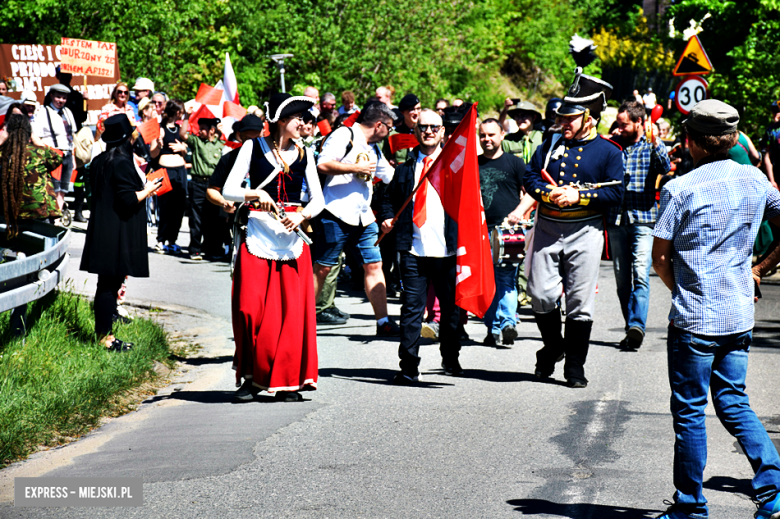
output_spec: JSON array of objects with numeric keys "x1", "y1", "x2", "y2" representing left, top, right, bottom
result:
[{"x1": 3, "y1": 45, "x2": 780, "y2": 516}]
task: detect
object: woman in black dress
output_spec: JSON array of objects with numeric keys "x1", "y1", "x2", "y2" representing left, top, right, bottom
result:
[{"x1": 80, "y1": 114, "x2": 161, "y2": 351}]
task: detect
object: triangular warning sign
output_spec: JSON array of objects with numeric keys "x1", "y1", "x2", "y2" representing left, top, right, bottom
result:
[{"x1": 673, "y1": 35, "x2": 713, "y2": 76}]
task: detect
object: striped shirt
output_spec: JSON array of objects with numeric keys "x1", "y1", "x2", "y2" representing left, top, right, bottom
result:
[
  {"x1": 653, "y1": 157, "x2": 780, "y2": 335},
  {"x1": 608, "y1": 135, "x2": 671, "y2": 225}
]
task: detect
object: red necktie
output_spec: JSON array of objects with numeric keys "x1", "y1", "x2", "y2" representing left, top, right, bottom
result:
[{"x1": 413, "y1": 156, "x2": 433, "y2": 228}]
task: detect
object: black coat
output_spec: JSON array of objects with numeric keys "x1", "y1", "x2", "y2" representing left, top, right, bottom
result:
[
  {"x1": 80, "y1": 148, "x2": 149, "y2": 277},
  {"x1": 378, "y1": 148, "x2": 458, "y2": 254}
]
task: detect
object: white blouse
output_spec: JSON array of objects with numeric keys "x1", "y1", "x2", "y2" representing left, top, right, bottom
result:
[{"x1": 222, "y1": 138, "x2": 324, "y2": 261}]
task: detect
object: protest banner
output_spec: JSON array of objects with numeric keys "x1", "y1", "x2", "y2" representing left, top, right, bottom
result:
[
  {"x1": 0, "y1": 43, "x2": 121, "y2": 122},
  {"x1": 60, "y1": 38, "x2": 117, "y2": 78}
]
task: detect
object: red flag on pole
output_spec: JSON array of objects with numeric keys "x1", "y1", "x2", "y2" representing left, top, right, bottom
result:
[
  {"x1": 426, "y1": 103, "x2": 495, "y2": 317},
  {"x1": 222, "y1": 100, "x2": 247, "y2": 120}
]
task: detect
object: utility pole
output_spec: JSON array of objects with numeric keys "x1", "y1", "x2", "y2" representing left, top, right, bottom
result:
[{"x1": 270, "y1": 54, "x2": 294, "y2": 93}]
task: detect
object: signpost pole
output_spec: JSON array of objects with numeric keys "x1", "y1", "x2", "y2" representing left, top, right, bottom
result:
[{"x1": 83, "y1": 75, "x2": 87, "y2": 111}]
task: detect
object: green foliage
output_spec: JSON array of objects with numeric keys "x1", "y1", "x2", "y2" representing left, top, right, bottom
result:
[
  {"x1": 666, "y1": 0, "x2": 779, "y2": 137},
  {"x1": 0, "y1": 289, "x2": 170, "y2": 467}
]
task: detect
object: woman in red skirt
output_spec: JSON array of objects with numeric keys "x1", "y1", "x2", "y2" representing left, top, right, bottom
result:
[{"x1": 222, "y1": 93, "x2": 323, "y2": 402}]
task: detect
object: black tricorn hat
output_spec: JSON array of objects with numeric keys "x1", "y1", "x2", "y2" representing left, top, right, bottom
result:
[
  {"x1": 264, "y1": 93, "x2": 315, "y2": 123},
  {"x1": 556, "y1": 71, "x2": 613, "y2": 119},
  {"x1": 102, "y1": 114, "x2": 134, "y2": 145}
]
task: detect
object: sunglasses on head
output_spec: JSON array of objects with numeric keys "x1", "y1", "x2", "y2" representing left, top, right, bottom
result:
[{"x1": 418, "y1": 124, "x2": 442, "y2": 133}]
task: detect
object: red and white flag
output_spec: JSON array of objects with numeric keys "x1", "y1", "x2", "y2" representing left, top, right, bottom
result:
[
  {"x1": 426, "y1": 103, "x2": 495, "y2": 317},
  {"x1": 222, "y1": 52, "x2": 239, "y2": 104}
]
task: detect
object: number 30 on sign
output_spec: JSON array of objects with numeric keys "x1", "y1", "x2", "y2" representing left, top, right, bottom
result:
[{"x1": 675, "y1": 75, "x2": 709, "y2": 115}]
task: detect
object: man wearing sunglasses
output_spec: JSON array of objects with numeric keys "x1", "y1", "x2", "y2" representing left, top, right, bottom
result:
[{"x1": 379, "y1": 109, "x2": 462, "y2": 384}]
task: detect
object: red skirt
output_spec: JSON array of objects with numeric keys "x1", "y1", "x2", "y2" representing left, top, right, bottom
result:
[{"x1": 231, "y1": 242, "x2": 318, "y2": 392}]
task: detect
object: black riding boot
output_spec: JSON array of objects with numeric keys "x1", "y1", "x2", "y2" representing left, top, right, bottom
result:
[
  {"x1": 73, "y1": 184, "x2": 86, "y2": 222},
  {"x1": 533, "y1": 308, "x2": 564, "y2": 378},
  {"x1": 563, "y1": 319, "x2": 593, "y2": 388}
]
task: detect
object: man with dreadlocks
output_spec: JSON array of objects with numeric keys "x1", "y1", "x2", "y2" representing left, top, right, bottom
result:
[
  {"x1": 0, "y1": 114, "x2": 62, "y2": 233},
  {"x1": 523, "y1": 36, "x2": 624, "y2": 388},
  {"x1": 0, "y1": 113, "x2": 62, "y2": 335}
]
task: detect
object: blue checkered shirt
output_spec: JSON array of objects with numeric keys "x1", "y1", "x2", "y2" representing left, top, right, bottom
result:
[
  {"x1": 653, "y1": 158, "x2": 780, "y2": 335},
  {"x1": 608, "y1": 135, "x2": 671, "y2": 225}
]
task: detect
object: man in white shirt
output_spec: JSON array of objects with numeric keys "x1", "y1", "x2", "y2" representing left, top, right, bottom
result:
[
  {"x1": 643, "y1": 88, "x2": 657, "y2": 117},
  {"x1": 314, "y1": 101, "x2": 401, "y2": 336},
  {"x1": 379, "y1": 109, "x2": 463, "y2": 384}
]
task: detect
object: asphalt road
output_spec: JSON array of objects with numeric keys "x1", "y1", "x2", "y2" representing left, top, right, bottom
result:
[{"x1": 1, "y1": 218, "x2": 779, "y2": 518}]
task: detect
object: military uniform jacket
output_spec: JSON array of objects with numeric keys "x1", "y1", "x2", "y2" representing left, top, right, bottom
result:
[
  {"x1": 0, "y1": 145, "x2": 62, "y2": 221},
  {"x1": 523, "y1": 132, "x2": 624, "y2": 220}
]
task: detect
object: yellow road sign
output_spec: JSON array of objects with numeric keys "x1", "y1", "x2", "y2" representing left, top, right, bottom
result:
[{"x1": 673, "y1": 35, "x2": 713, "y2": 76}]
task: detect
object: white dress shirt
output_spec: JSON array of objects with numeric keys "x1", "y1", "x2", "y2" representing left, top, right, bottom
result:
[
  {"x1": 317, "y1": 125, "x2": 394, "y2": 226},
  {"x1": 411, "y1": 147, "x2": 451, "y2": 258}
]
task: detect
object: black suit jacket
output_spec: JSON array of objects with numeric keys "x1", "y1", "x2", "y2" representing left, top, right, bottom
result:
[{"x1": 378, "y1": 148, "x2": 458, "y2": 254}]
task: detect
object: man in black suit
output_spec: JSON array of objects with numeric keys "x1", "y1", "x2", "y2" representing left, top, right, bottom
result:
[{"x1": 379, "y1": 109, "x2": 461, "y2": 385}]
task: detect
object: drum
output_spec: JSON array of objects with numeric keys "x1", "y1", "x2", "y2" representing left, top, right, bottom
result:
[{"x1": 490, "y1": 225, "x2": 526, "y2": 265}]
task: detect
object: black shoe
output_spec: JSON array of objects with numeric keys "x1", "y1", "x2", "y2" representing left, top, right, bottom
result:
[
  {"x1": 392, "y1": 372, "x2": 419, "y2": 385},
  {"x1": 483, "y1": 333, "x2": 499, "y2": 346},
  {"x1": 106, "y1": 339, "x2": 134, "y2": 352},
  {"x1": 501, "y1": 325, "x2": 518, "y2": 346},
  {"x1": 234, "y1": 380, "x2": 257, "y2": 402},
  {"x1": 563, "y1": 319, "x2": 592, "y2": 385},
  {"x1": 534, "y1": 308, "x2": 564, "y2": 377},
  {"x1": 377, "y1": 318, "x2": 400, "y2": 337},
  {"x1": 274, "y1": 391, "x2": 303, "y2": 402},
  {"x1": 73, "y1": 211, "x2": 87, "y2": 223},
  {"x1": 626, "y1": 326, "x2": 644, "y2": 349},
  {"x1": 567, "y1": 378, "x2": 588, "y2": 388},
  {"x1": 317, "y1": 311, "x2": 347, "y2": 326},
  {"x1": 325, "y1": 306, "x2": 350, "y2": 320},
  {"x1": 441, "y1": 359, "x2": 463, "y2": 376}
]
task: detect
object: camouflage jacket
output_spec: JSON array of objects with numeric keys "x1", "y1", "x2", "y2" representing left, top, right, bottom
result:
[{"x1": 0, "y1": 145, "x2": 62, "y2": 220}]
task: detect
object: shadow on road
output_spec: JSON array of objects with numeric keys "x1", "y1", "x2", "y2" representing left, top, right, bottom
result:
[
  {"x1": 143, "y1": 390, "x2": 238, "y2": 404},
  {"x1": 169, "y1": 355, "x2": 233, "y2": 366},
  {"x1": 703, "y1": 475, "x2": 752, "y2": 497},
  {"x1": 506, "y1": 498, "x2": 659, "y2": 517},
  {"x1": 319, "y1": 367, "x2": 454, "y2": 388},
  {"x1": 435, "y1": 368, "x2": 568, "y2": 386}
]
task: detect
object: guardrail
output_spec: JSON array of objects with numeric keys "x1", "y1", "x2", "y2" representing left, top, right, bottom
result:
[{"x1": 0, "y1": 220, "x2": 71, "y2": 313}]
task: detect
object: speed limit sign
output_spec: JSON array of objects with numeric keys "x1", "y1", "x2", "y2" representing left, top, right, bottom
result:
[{"x1": 675, "y1": 75, "x2": 709, "y2": 115}]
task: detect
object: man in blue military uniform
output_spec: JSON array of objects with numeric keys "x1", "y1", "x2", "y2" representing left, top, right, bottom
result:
[{"x1": 523, "y1": 67, "x2": 624, "y2": 388}]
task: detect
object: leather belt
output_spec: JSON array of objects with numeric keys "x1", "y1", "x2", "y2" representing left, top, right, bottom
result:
[{"x1": 538, "y1": 204, "x2": 600, "y2": 220}]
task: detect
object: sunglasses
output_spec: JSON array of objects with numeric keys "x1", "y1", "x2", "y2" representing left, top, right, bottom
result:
[
  {"x1": 379, "y1": 121, "x2": 395, "y2": 132},
  {"x1": 418, "y1": 124, "x2": 442, "y2": 133},
  {"x1": 116, "y1": 90, "x2": 129, "y2": 95}
]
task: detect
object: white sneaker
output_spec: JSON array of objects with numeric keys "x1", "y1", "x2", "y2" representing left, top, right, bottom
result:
[
  {"x1": 421, "y1": 321, "x2": 440, "y2": 341},
  {"x1": 153, "y1": 242, "x2": 165, "y2": 254}
]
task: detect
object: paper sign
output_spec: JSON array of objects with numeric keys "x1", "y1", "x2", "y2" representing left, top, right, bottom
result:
[
  {"x1": 195, "y1": 83, "x2": 224, "y2": 106},
  {"x1": 60, "y1": 38, "x2": 116, "y2": 78},
  {"x1": 137, "y1": 119, "x2": 160, "y2": 145},
  {"x1": 388, "y1": 133, "x2": 419, "y2": 154},
  {"x1": 146, "y1": 168, "x2": 172, "y2": 196},
  {"x1": 223, "y1": 101, "x2": 246, "y2": 120},
  {"x1": 343, "y1": 110, "x2": 361, "y2": 127},
  {"x1": 317, "y1": 120, "x2": 332, "y2": 136}
]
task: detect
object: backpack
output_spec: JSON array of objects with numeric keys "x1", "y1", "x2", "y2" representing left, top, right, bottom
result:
[{"x1": 73, "y1": 127, "x2": 94, "y2": 168}]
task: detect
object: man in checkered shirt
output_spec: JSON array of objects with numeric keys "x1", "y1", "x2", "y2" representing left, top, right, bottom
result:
[
  {"x1": 651, "y1": 99, "x2": 780, "y2": 519},
  {"x1": 608, "y1": 100, "x2": 671, "y2": 350}
]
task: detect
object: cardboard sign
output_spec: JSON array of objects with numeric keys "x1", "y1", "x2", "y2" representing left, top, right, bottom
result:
[
  {"x1": 672, "y1": 35, "x2": 713, "y2": 76},
  {"x1": 146, "y1": 168, "x2": 172, "y2": 196},
  {"x1": 388, "y1": 133, "x2": 419, "y2": 154},
  {"x1": 0, "y1": 43, "x2": 121, "y2": 112},
  {"x1": 137, "y1": 118, "x2": 160, "y2": 145},
  {"x1": 60, "y1": 38, "x2": 116, "y2": 78}
]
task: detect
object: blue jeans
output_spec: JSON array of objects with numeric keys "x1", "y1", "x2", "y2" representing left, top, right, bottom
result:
[
  {"x1": 608, "y1": 224, "x2": 653, "y2": 332},
  {"x1": 667, "y1": 325, "x2": 780, "y2": 518},
  {"x1": 313, "y1": 211, "x2": 383, "y2": 266},
  {"x1": 484, "y1": 264, "x2": 518, "y2": 335}
]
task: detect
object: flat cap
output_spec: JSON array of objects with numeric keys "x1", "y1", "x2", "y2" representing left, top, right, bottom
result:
[
  {"x1": 684, "y1": 99, "x2": 739, "y2": 136},
  {"x1": 49, "y1": 84, "x2": 71, "y2": 94}
]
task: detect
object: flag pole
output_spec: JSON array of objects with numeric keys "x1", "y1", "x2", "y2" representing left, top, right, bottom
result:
[{"x1": 375, "y1": 168, "x2": 435, "y2": 246}]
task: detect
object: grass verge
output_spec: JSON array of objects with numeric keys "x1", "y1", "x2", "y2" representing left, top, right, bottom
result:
[{"x1": 0, "y1": 288, "x2": 171, "y2": 468}]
